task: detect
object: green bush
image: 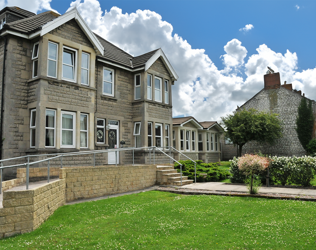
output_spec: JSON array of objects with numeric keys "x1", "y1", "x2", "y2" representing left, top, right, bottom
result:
[
  {"x1": 307, "y1": 139, "x2": 316, "y2": 155},
  {"x1": 174, "y1": 160, "x2": 230, "y2": 182},
  {"x1": 229, "y1": 157, "x2": 246, "y2": 183}
]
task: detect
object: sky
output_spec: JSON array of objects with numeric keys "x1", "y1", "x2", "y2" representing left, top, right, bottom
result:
[{"x1": 1, "y1": 0, "x2": 316, "y2": 122}]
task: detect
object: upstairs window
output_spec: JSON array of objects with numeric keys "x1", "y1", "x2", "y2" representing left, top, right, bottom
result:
[
  {"x1": 0, "y1": 17, "x2": 6, "y2": 29},
  {"x1": 47, "y1": 42, "x2": 58, "y2": 78},
  {"x1": 96, "y1": 119, "x2": 105, "y2": 144},
  {"x1": 30, "y1": 109, "x2": 36, "y2": 148},
  {"x1": 147, "y1": 74, "x2": 152, "y2": 100},
  {"x1": 164, "y1": 80, "x2": 169, "y2": 104},
  {"x1": 45, "y1": 109, "x2": 55, "y2": 148},
  {"x1": 62, "y1": 47, "x2": 77, "y2": 82},
  {"x1": 134, "y1": 122, "x2": 141, "y2": 147},
  {"x1": 103, "y1": 67, "x2": 114, "y2": 96},
  {"x1": 81, "y1": 52, "x2": 90, "y2": 85},
  {"x1": 32, "y1": 42, "x2": 39, "y2": 78},
  {"x1": 154, "y1": 77, "x2": 162, "y2": 102},
  {"x1": 135, "y1": 74, "x2": 141, "y2": 100}
]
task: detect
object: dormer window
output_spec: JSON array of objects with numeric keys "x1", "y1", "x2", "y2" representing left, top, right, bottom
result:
[{"x1": 32, "y1": 42, "x2": 39, "y2": 78}]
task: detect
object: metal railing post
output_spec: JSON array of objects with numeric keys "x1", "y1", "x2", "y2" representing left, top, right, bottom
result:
[
  {"x1": 132, "y1": 149, "x2": 134, "y2": 165},
  {"x1": 0, "y1": 163, "x2": 3, "y2": 194},
  {"x1": 47, "y1": 160, "x2": 50, "y2": 183},
  {"x1": 26, "y1": 156, "x2": 30, "y2": 190},
  {"x1": 194, "y1": 162, "x2": 197, "y2": 183},
  {"x1": 60, "y1": 155, "x2": 63, "y2": 168},
  {"x1": 93, "y1": 153, "x2": 96, "y2": 167},
  {"x1": 115, "y1": 150, "x2": 117, "y2": 166},
  {"x1": 153, "y1": 147, "x2": 155, "y2": 165}
]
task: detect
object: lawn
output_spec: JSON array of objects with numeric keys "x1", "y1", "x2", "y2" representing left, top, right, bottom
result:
[
  {"x1": 1, "y1": 191, "x2": 316, "y2": 249},
  {"x1": 219, "y1": 161, "x2": 231, "y2": 183}
]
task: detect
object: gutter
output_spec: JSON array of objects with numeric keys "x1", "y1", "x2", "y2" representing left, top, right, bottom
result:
[{"x1": 0, "y1": 36, "x2": 7, "y2": 160}]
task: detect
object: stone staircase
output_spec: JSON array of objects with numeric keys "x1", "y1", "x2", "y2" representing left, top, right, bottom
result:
[{"x1": 156, "y1": 165, "x2": 193, "y2": 186}]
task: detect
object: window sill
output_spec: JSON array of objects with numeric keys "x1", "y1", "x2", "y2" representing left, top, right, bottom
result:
[
  {"x1": 132, "y1": 99, "x2": 172, "y2": 108},
  {"x1": 26, "y1": 148, "x2": 81, "y2": 154},
  {"x1": 100, "y1": 95, "x2": 117, "y2": 101}
]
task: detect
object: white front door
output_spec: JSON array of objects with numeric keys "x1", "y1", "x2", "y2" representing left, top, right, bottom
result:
[{"x1": 108, "y1": 121, "x2": 119, "y2": 164}]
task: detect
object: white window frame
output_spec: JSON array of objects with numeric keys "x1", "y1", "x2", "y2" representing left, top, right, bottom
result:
[
  {"x1": 103, "y1": 67, "x2": 115, "y2": 97},
  {"x1": 207, "y1": 133, "x2": 210, "y2": 151},
  {"x1": 61, "y1": 111, "x2": 76, "y2": 148},
  {"x1": 154, "y1": 77, "x2": 162, "y2": 102},
  {"x1": 147, "y1": 74, "x2": 152, "y2": 100},
  {"x1": 173, "y1": 130, "x2": 176, "y2": 148},
  {"x1": 96, "y1": 118, "x2": 105, "y2": 144},
  {"x1": 80, "y1": 113, "x2": 88, "y2": 148},
  {"x1": 47, "y1": 41, "x2": 58, "y2": 78},
  {"x1": 155, "y1": 123, "x2": 163, "y2": 148},
  {"x1": 30, "y1": 109, "x2": 36, "y2": 148},
  {"x1": 165, "y1": 124, "x2": 170, "y2": 148},
  {"x1": 215, "y1": 134, "x2": 218, "y2": 151},
  {"x1": 45, "y1": 109, "x2": 56, "y2": 148},
  {"x1": 180, "y1": 129, "x2": 184, "y2": 151},
  {"x1": 211, "y1": 133, "x2": 214, "y2": 151},
  {"x1": 134, "y1": 122, "x2": 141, "y2": 147},
  {"x1": 148, "y1": 122, "x2": 153, "y2": 147},
  {"x1": 134, "y1": 74, "x2": 141, "y2": 100},
  {"x1": 164, "y1": 80, "x2": 169, "y2": 104},
  {"x1": 62, "y1": 46, "x2": 77, "y2": 82},
  {"x1": 192, "y1": 131, "x2": 195, "y2": 151},
  {"x1": 198, "y1": 133, "x2": 203, "y2": 151},
  {"x1": 81, "y1": 52, "x2": 90, "y2": 86},
  {"x1": 32, "y1": 42, "x2": 39, "y2": 78},
  {"x1": 186, "y1": 130, "x2": 190, "y2": 151}
]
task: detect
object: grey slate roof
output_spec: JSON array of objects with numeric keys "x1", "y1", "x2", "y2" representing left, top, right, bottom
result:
[
  {"x1": 0, "y1": 6, "x2": 36, "y2": 18},
  {"x1": 95, "y1": 33, "x2": 158, "y2": 69},
  {"x1": 1, "y1": 7, "x2": 160, "y2": 69},
  {"x1": 3, "y1": 11, "x2": 58, "y2": 34}
]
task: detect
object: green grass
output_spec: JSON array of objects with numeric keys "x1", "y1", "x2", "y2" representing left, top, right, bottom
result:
[
  {"x1": 2, "y1": 191, "x2": 316, "y2": 249},
  {"x1": 220, "y1": 161, "x2": 231, "y2": 183}
]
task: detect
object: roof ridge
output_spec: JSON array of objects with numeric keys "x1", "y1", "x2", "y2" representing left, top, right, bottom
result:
[
  {"x1": 133, "y1": 48, "x2": 159, "y2": 59},
  {"x1": 5, "y1": 11, "x2": 55, "y2": 27},
  {"x1": 2, "y1": 6, "x2": 36, "y2": 17}
]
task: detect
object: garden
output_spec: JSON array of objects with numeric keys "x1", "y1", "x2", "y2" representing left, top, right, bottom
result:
[{"x1": 1, "y1": 191, "x2": 316, "y2": 249}]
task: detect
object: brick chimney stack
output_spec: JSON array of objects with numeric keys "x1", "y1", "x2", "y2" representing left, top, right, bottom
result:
[{"x1": 264, "y1": 72, "x2": 281, "y2": 90}]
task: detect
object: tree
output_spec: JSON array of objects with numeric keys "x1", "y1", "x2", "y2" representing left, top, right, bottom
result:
[
  {"x1": 221, "y1": 108, "x2": 282, "y2": 156},
  {"x1": 296, "y1": 98, "x2": 314, "y2": 151}
]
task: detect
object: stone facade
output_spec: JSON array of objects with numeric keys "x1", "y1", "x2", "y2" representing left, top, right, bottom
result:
[
  {"x1": 0, "y1": 7, "x2": 178, "y2": 178},
  {"x1": 236, "y1": 73, "x2": 316, "y2": 156}
]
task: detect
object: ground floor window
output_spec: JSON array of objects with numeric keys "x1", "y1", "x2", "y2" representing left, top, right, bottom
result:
[
  {"x1": 180, "y1": 130, "x2": 184, "y2": 151},
  {"x1": 192, "y1": 131, "x2": 195, "y2": 151},
  {"x1": 211, "y1": 133, "x2": 214, "y2": 151},
  {"x1": 198, "y1": 133, "x2": 203, "y2": 151},
  {"x1": 186, "y1": 130, "x2": 190, "y2": 151},
  {"x1": 207, "y1": 133, "x2": 210, "y2": 151},
  {"x1": 134, "y1": 122, "x2": 141, "y2": 147},
  {"x1": 30, "y1": 109, "x2": 36, "y2": 148},
  {"x1": 61, "y1": 111, "x2": 76, "y2": 148},
  {"x1": 45, "y1": 109, "x2": 55, "y2": 147},
  {"x1": 155, "y1": 123, "x2": 162, "y2": 147},
  {"x1": 148, "y1": 122, "x2": 152, "y2": 147},
  {"x1": 97, "y1": 118, "x2": 105, "y2": 144},
  {"x1": 80, "y1": 114, "x2": 88, "y2": 148},
  {"x1": 173, "y1": 130, "x2": 176, "y2": 148},
  {"x1": 165, "y1": 124, "x2": 169, "y2": 147},
  {"x1": 215, "y1": 134, "x2": 218, "y2": 151}
]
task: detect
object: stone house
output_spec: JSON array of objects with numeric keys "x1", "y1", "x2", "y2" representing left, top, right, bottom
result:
[
  {"x1": 223, "y1": 71, "x2": 316, "y2": 158},
  {"x1": 172, "y1": 116, "x2": 224, "y2": 162},
  {"x1": 0, "y1": 6, "x2": 178, "y2": 178}
]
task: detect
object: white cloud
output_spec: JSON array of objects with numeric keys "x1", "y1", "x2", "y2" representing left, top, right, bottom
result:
[
  {"x1": 239, "y1": 24, "x2": 254, "y2": 32},
  {"x1": 67, "y1": 0, "x2": 316, "y2": 122},
  {"x1": 295, "y1": 5, "x2": 300, "y2": 10},
  {"x1": 3, "y1": 0, "x2": 55, "y2": 13}
]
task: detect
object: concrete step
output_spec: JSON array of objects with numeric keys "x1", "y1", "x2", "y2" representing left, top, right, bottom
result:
[
  {"x1": 156, "y1": 165, "x2": 174, "y2": 171},
  {"x1": 163, "y1": 173, "x2": 181, "y2": 178},
  {"x1": 156, "y1": 169, "x2": 177, "y2": 174},
  {"x1": 168, "y1": 176, "x2": 188, "y2": 181},
  {"x1": 173, "y1": 179, "x2": 194, "y2": 186}
]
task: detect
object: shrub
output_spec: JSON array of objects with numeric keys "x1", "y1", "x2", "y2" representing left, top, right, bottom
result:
[
  {"x1": 269, "y1": 156, "x2": 294, "y2": 186},
  {"x1": 307, "y1": 139, "x2": 316, "y2": 155},
  {"x1": 174, "y1": 160, "x2": 230, "y2": 182},
  {"x1": 229, "y1": 157, "x2": 246, "y2": 183}
]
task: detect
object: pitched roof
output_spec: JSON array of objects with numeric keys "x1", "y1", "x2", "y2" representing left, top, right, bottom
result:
[
  {"x1": 3, "y1": 11, "x2": 59, "y2": 34},
  {"x1": 173, "y1": 116, "x2": 195, "y2": 125},
  {"x1": 0, "y1": 6, "x2": 36, "y2": 18},
  {"x1": 199, "y1": 121, "x2": 216, "y2": 129}
]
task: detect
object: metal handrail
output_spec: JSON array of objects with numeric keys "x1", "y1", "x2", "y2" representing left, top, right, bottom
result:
[
  {"x1": 164, "y1": 146, "x2": 197, "y2": 183},
  {"x1": 0, "y1": 146, "x2": 182, "y2": 193}
]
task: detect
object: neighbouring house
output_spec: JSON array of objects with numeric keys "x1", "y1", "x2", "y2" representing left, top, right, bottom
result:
[
  {"x1": 223, "y1": 71, "x2": 316, "y2": 158},
  {"x1": 0, "y1": 6, "x2": 179, "y2": 178},
  {"x1": 172, "y1": 116, "x2": 224, "y2": 163}
]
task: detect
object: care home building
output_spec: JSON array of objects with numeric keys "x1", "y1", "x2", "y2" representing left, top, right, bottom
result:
[{"x1": 0, "y1": 6, "x2": 179, "y2": 178}]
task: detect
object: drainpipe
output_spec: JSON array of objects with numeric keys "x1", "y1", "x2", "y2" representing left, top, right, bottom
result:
[{"x1": 0, "y1": 36, "x2": 7, "y2": 160}]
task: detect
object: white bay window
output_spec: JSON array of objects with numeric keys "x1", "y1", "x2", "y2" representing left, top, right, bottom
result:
[
  {"x1": 80, "y1": 114, "x2": 88, "y2": 148},
  {"x1": 134, "y1": 122, "x2": 141, "y2": 147},
  {"x1": 45, "y1": 109, "x2": 55, "y2": 147},
  {"x1": 47, "y1": 41, "x2": 58, "y2": 78},
  {"x1": 61, "y1": 111, "x2": 76, "y2": 148},
  {"x1": 154, "y1": 77, "x2": 162, "y2": 102},
  {"x1": 30, "y1": 109, "x2": 36, "y2": 148},
  {"x1": 62, "y1": 47, "x2": 77, "y2": 82}
]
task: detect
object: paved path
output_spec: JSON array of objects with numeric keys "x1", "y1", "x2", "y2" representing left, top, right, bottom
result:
[{"x1": 180, "y1": 182, "x2": 316, "y2": 196}]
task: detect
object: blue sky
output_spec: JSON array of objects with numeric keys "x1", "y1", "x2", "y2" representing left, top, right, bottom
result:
[{"x1": 1, "y1": 0, "x2": 315, "y2": 121}]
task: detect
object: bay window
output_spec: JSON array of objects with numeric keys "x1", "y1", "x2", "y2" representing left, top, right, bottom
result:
[
  {"x1": 164, "y1": 80, "x2": 169, "y2": 104},
  {"x1": 97, "y1": 119, "x2": 105, "y2": 143},
  {"x1": 165, "y1": 124, "x2": 169, "y2": 147},
  {"x1": 207, "y1": 133, "x2": 210, "y2": 151},
  {"x1": 180, "y1": 130, "x2": 184, "y2": 151},
  {"x1": 30, "y1": 109, "x2": 36, "y2": 148},
  {"x1": 32, "y1": 42, "x2": 39, "y2": 78},
  {"x1": 45, "y1": 109, "x2": 55, "y2": 147},
  {"x1": 211, "y1": 133, "x2": 214, "y2": 151},
  {"x1": 47, "y1": 41, "x2": 58, "y2": 78},
  {"x1": 148, "y1": 122, "x2": 152, "y2": 147},
  {"x1": 81, "y1": 52, "x2": 90, "y2": 85},
  {"x1": 80, "y1": 114, "x2": 88, "y2": 148},
  {"x1": 135, "y1": 74, "x2": 141, "y2": 100},
  {"x1": 147, "y1": 74, "x2": 152, "y2": 100},
  {"x1": 198, "y1": 133, "x2": 203, "y2": 151},
  {"x1": 192, "y1": 131, "x2": 195, "y2": 151},
  {"x1": 186, "y1": 130, "x2": 190, "y2": 151},
  {"x1": 61, "y1": 111, "x2": 76, "y2": 148},
  {"x1": 173, "y1": 130, "x2": 176, "y2": 148},
  {"x1": 154, "y1": 77, "x2": 162, "y2": 102},
  {"x1": 215, "y1": 134, "x2": 218, "y2": 151},
  {"x1": 103, "y1": 67, "x2": 114, "y2": 96}
]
